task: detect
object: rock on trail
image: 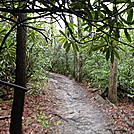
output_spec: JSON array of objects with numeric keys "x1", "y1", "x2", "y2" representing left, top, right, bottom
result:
[{"x1": 48, "y1": 73, "x2": 113, "y2": 134}]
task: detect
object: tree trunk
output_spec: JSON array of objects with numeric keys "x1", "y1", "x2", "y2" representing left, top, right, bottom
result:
[
  {"x1": 78, "y1": 52, "x2": 83, "y2": 83},
  {"x1": 50, "y1": 17, "x2": 54, "y2": 47},
  {"x1": 65, "y1": 51, "x2": 69, "y2": 76},
  {"x1": 77, "y1": 17, "x2": 83, "y2": 83},
  {"x1": 69, "y1": 14, "x2": 78, "y2": 81},
  {"x1": 73, "y1": 50, "x2": 78, "y2": 81},
  {"x1": 10, "y1": 13, "x2": 27, "y2": 134},
  {"x1": 108, "y1": 57, "x2": 118, "y2": 105}
]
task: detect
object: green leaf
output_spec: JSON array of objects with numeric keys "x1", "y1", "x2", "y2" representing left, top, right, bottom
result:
[
  {"x1": 92, "y1": 44, "x2": 107, "y2": 51},
  {"x1": 111, "y1": 50, "x2": 114, "y2": 63},
  {"x1": 81, "y1": 44, "x2": 88, "y2": 50},
  {"x1": 85, "y1": 8, "x2": 93, "y2": 19},
  {"x1": 87, "y1": 44, "x2": 92, "y2": 56},
  {"x1": 130, "y1": 48, "x2": 134, "y2": 52},
  {"x1": 81, "y1": 22, "x2": 88, "y2": 26},
  {"x1": 120, "y1": 16, "x2": 131, "y2": 25},
  {"x1": 84, "y1": 24, "x2": 92, "y2": 32},
  {"x1": 66, "y1": 44, "x2": 71, "y2": 53},
  {"x1": 106, "y1": 48, "x2": 110, "y2": 61},
  {"x1": 103, "y1": 46, "x2": 107, "y2": 53},
  {"x1": 101, "y1": 3, "x2": 112, "y2": 15},
  {"x1": 131, "y1": 20, "x2": 134, "y2": 25},
  {"x1": 0, "y1": 29, "x2": 7, "y2": 33},
  {"x1": 115, "y1": 28, "x2": 120, "y2": 39},
  {"x1": 124, "y1": 29, "x2": 132, "y2": 42},
  {"x1": 108, "y1": 19, "x2": 115, "y2": 26},
  {"x1": 127, "y1": 9, "x2": 133, "y2": 23},
  {"x1": 66, "y1": 29, "x2": 70, "y2": 37},
  {"x1": 96, "y1": 24, "x2": 107, "y2": 32},
  {"x1": 94, "y1": 11, "x2": 98, "y2": 20},
  {"x1": 84, "y1": 26, "x2": 89, "y2": 31},
  {"x1": 19, "y1": 1, "x2": 25, "y2": 8},
  {"x1": 71, "y1": 41, "x2": 79, "y2": 52},
  {"x1": 75, "y1": 44, "x2": 79, "y2": 52},
  {"x1": 88, "y1": 50, "x2": 92, "y2": 56},
  {"x1": 71, "y1": 41, "x2": 75, "y2": 49},
  {"x1": 58, "y1": 37, "x2": 66, "y2": 43},
  {"x1": 68, "y1": 23, "x2": 75, "y2": 33},
  {"x1": 99, "y1": 11, "x2": 105, "y2": 18},
  {"x1": 63, "y1": 41, "x2": 68, "y2": 49},
  {"x1": 59, "y1": 30, "x2": 66, "y2": 37},
  {"x1": 113, "y1": 49, "x2": 120, "y2": 60}
]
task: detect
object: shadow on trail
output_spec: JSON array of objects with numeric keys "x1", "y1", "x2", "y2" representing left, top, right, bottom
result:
[{"x1": 48, "y1": 73, "x2": 113, "y2": 134}]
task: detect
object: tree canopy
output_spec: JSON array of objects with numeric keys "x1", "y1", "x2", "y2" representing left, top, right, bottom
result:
[{"x1": 0, "y1": 0, "x2": 134, "y2": 49}]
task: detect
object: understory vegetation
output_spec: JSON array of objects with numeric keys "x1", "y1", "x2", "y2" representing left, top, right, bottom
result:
[{"x1": 0, "y1": 20, "x2": 134, "y2": 102}]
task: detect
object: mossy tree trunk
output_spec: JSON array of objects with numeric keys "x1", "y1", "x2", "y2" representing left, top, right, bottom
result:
[{"x1": 108, "y1": 58, "x2": 118, "y2": 105}]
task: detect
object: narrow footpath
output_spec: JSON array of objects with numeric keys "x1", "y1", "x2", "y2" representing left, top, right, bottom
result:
[{"x1": 48, "y1": 73, "x2": 113, "y2": 134}]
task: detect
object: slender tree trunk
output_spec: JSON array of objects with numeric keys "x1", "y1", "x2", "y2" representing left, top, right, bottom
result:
[
  {"x1": 73, "y1": 50, "x2": 78, "y2": 81},
  {"x1": 69, "y1": 14, "x2": 78, "y2": 81},
  {"x1": 50, "y1": 17, "x2": 54, "y2": 47},
  {"x1": 77, "y1": 17, "x2": 83, "y2": 83},
  {"x1": 10, "y1": 13, "x2": 27, "y2": 134},
  {"x1": 65, "y1": 51, "x2": 69, "y2": 76},
  {"x1": 78, "y1": 52, "x2": 83, "y2": 83},
  {"x1": 108, "y1": 4, "x2": 118, "y2": 105},
  {"x1": 108, "y1": 57, "x2": 118, "y2": 105},
  {"x1": 65, "y1": 18, "x2": 69, "y2": 76}
]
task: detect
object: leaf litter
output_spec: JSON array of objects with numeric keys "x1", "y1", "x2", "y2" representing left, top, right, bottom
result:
[
  {"x1": 0, "y1": 76, "x2": 133, "y2": 134},
  {"x1": 81, "y1": 84, "x2": 134, "y2": 134}
]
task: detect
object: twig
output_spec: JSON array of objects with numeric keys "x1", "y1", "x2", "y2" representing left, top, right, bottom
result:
[{"x1": 52, "y1": 113, "x2": 68, "y2": 122}]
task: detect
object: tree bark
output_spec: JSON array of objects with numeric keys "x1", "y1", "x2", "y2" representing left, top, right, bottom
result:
[
  {"x1": 10, "y1": 13, "x2": 27, "y2": 134},
  {"x1": 108, "y1": 57, "x2": 118, "y2": 105}
]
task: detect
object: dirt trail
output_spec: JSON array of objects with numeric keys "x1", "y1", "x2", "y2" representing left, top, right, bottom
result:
[{"x1": 48, "y1": 73, "x2": 113, "y2": 134}]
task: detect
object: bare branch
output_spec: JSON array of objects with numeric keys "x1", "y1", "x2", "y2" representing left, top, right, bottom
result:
[{"x1": 0, "y1": 80, "x2": 28, "y2": 91}]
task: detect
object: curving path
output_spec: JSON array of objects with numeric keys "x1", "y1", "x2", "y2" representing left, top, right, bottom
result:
[{"x1": 48, "y1": 73, "x2": 113, "y2": 134}]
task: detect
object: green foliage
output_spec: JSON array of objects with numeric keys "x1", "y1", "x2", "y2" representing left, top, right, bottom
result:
[
  {"x1": 0, "y1": 22, "x2": 16, "y2": 98},
  {"x1": 36, "y1": 112, "x2": 50, "y2": 127},
  {"x1": 27, "y1": 82, "x2": 46, "y2": 95},
  {"x1": 0, "y1": 20, "x2": 49, "y2": 98},
  {"x1": 58, "y1": 26, "x2": 79, "y2": 53},
  {"x1": 127, "y1": 8, "x2": 133, "y2": 23},
  {"x1": 26, "y1": 22, "x2": 49, "y2": 83},
  {"x1": 124, "y1": 29, "x2": 132, "y2": 42},
  {"x1": 0, "y1": 22, "x2": 16, "y2": 83},
  {"x1": 83, "y1": 53, "x2": 110, "y2": 91},
  {"x1": 82, "y1": 49, "x2": 133, "y2": 99},
  {"x1": 118, "y1": 51, "x2": 134, "y2": 98}
]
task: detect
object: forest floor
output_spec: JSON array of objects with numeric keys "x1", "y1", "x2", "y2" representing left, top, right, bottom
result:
[{"x1": 0, "y1": 73, "x2": 134, "y2": 134}]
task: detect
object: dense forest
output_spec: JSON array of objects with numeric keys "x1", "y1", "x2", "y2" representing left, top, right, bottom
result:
[{"x1": 0, "y1": 0, "x2": 134, "y2": 133}]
